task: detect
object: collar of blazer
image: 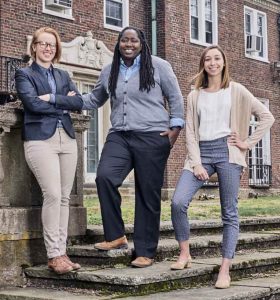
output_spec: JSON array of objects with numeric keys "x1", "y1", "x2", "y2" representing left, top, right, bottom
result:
[{"x1": 31, "y1": 61, "x2": 63, "y2": 95}]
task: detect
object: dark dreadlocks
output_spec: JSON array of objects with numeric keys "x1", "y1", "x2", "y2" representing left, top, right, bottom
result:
[{"x1": 108, "y1": 26, "x2": 155, "y2": 98}]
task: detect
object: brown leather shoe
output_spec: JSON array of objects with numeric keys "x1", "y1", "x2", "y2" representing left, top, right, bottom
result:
[
  {"x1": 48, "y1": 256, "x2": 73, "y2": 274},
  {"x1": 61, "y1": 254, "x2": 81, "y2": 270},
  {"x1": 94, "y1": 236, "x2": 128, "y2": 250},
  {"x1": 131, "y1": 256, "x2": 154, "y2": 268}
]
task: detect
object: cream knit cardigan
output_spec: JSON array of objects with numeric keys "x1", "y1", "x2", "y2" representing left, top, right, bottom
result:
[{"x1": 184, "y1": 82, "x2": 275, "y2": 171}]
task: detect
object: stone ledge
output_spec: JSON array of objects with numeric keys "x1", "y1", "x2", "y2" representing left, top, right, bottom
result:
[
  {"x1": 0, "y1": 207, "x2": 87, "y2": 239},
  {"x1": 86, "y1": 217, "x2": 280, "y2": 242},
  {"x1": 25, "y1": 248, "x2": 280, "y2": 295},
  {"x1": 67, "y1": 231, "x2": 280, "y2": 267}
]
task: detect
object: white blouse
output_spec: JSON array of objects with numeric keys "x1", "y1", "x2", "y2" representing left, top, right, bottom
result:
[{"x1": 197, "y1": 86, "x2": 231, "y2": 141}]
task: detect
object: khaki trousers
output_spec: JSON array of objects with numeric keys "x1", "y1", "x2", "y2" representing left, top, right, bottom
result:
[{"x1": 24, "y1": 128, "x2": 77, "y2": 259}]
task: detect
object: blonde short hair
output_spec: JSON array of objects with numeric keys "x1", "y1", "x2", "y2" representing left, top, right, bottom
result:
[{"x1": 30, "y1": 27, "x2": 62, "y2": 63}]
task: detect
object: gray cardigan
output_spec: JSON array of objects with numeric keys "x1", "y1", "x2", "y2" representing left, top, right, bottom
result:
[{"x1": 82, "y1": 56, "x2": 184, "y2": 132}]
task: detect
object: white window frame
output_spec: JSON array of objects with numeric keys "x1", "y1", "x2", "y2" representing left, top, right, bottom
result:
[
  {"x1": 43, "y1": 0, "x2": 74, "y2": 20},
  {"x1": 73, "y1": 79, "x2": 104, "y2": 183},
  {"x1": 189, "y1": 0, "x2": 218, "y2": 46},
  {"x1": 244, "y1": 6, "x2": 268, "y2": 63},
  {"x1": 248, "y1": 98, "x2": 271, "y2": 186},
  {"x1": 104, "y1": 0, "x2": 129, "y2": 32}
]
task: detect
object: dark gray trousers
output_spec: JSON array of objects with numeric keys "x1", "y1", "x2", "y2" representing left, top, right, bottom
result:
[{"x1": 96, "y1": 131, "x2": 170, "y2": 258}]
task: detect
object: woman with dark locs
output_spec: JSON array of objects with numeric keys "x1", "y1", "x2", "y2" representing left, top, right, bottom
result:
[{"x1": 82, "y1": 26, "x2": 184, "y2": 268}]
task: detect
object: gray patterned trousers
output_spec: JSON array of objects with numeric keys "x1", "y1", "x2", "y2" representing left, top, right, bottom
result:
[{"x1": 171, "y1": 136, "x2": 242, "y2": 259}]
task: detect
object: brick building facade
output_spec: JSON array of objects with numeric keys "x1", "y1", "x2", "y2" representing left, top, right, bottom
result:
[{"x1": 0, "y1": 0, "x2": 279, "y2": 197}]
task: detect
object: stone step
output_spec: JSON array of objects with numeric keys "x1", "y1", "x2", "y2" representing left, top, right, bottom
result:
[
  {"x1": 84, "y1": 194, "x2": 135, "y2": 201},
  {"x1": 2, "y1": 273, "x2": 280, "y2": 300},
  {"x1": 83, "y1": 185, "x2": 135, "y2": 199},
  {"x1": 67, "y1": 231, "x2": 280, "y2": 267},
  {"x1": 24, "y1": 248, "x2": 280, "y2": 296},
  {"x1": 122, "y1": 273, "x2": 280, "y2": 300},
  {"x1": 0, "y1": 287, "x2": 105, "y2": 300},
  {"x1": 85, "y1": 217, "x2": 280, "y2": 243}
]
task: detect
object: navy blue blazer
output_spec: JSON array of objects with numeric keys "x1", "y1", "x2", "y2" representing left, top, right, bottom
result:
[{"x1": 15, "y1": 62, "x2": 83, "y2": 141}]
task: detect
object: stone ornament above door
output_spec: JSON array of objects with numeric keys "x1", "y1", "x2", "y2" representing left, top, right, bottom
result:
[{"x1": 26, "y1": 31, "x2": 113, "y2": 70}]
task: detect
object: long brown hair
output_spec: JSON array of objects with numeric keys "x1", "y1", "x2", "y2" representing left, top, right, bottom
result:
[
  {"x1": 30, "y1": 27, "x2": 62, "y2": 63},
  {"x1": 193, "y1": 45, "x2": 230, "y2": 90}
]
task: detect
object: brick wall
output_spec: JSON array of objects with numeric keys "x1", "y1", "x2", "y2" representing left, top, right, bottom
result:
[
  {"x1": 1, "y1": 0, "x2": 279, "y2": 192},
  {"x1": 0, "y1": 0, "x2": 149, "y2": 57},
  {"x1": 159, "y1": 0, "x2": 280, "y2": 190}
]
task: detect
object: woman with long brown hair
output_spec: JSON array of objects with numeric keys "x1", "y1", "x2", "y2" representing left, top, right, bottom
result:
[{"x1": 170, "y1": 45, "x2": 274, "y2": 288}]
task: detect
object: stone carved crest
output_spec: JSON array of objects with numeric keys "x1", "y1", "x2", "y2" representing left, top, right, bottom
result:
[
  {"x1": 26, "y1": 31, "x2": 113, "y2": 70},
  {"x1": 61, "y1": 31, "x2": 113, "y2": 69}
]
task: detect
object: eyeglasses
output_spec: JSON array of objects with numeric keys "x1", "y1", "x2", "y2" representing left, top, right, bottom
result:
[{"x1": 35, "y1": 41, "x2": 57, "y2": 50}]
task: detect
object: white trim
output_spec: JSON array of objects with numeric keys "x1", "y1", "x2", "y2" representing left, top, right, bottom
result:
[
  {"x1": 43, "y1": 0, "x2": 74, "y2": 20},
  {"x1": 244, "y1": 6, "x2": 268, "y2": 61},
  {"x1": 81, "y1": 82, "x2": 104, "y2": 183},
  {"x1": 104, "y1": 0, "x2": 129, "y2": 32},
  {"x1": 189, "y1": 0, "x2": 218, "y2": 46}
]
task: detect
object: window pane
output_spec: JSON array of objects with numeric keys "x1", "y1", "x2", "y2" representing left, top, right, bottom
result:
[
  {"x1": 205, "y1": 0, "x2": 212, "y2": 21},
  {"x1": 257, "y1": 15, "x2": 263, "y2": 36},
  {"x1": 87, "y1": 110, "x2": 99, "y2": 173},
  {"x1": 106, "y1": 0, "x2": 123, "y2": 27},
  {"x1": 245, "y1": 13, "x2": 251, "y2": 34},
  {"x1": 205, "y1": 20, "x2": 212, "y2": 43},
  {"x1": 82, "y1": 83, "x2": 99, "y2": 173},
  {"x1": 191, "y1": 16, "x2": 199, "y2": 40},
  {"x1": 191, "y1": 0, "x2": 198, "y2": 16},
  {"x1": 257, "y1": 15, "x2": 264, "y2": 57}
]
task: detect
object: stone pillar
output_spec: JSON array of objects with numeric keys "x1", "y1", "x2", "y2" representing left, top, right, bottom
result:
[
  {"x1": 0, "y1": 102, "x2": 90, "y2": 286},
  {"x1": 0, "y1": 126, "x2": 10, "y2": 207}
]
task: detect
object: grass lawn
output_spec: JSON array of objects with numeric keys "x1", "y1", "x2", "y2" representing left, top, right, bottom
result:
[{"x1": 84, "y1": 196, "x2": 280, "y2": 225}]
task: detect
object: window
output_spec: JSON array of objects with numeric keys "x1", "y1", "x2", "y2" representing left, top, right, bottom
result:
[
  {"x1": 190, "y1": 0, "x2": 218, "y2": 46},
  {"x1": 104, "y1": 0, "x2": 129, "y2": 31},
  {"x1": 244, "y1": 6, "x2": 268, "y2": 61},
  {"x1": 248, "y1": 99, "x2": 272, "y2": 187},
  {"x1": 43, "y1": 0, "x2": 73, "y2": 19},
  {"x1": 82, "y1": 83, "x2": 100, "y2": 178}
]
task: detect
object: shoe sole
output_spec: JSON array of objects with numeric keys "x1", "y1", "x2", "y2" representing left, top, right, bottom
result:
[
  {"x1": 94, "y1": 244, "x2": 129, "y2": 251},
  {"x1": 131, "y1": 263, "x2": 153, "y2": 268}
]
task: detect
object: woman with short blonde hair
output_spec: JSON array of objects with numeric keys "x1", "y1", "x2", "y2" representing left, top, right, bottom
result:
[{"x1": 16, "y1": 27, "x2": 82, "y2": 274}]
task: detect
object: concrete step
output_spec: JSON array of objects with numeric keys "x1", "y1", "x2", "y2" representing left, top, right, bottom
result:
[
  {"x1": 85, "y1": 217, "x2": 280, "y2": 243},
  {"x1": 67, "y1": 231, "x2": 280, "y2": 267},
  {"x1": 24, "y1": 248, "x2": 280, "y2": 296},
  {"x1": 122, "y1": 273, "x2": 280, "y2": 300}
]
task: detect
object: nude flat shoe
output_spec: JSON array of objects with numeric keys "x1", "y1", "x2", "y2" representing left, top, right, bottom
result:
[
  {"x1": 215, "y1": 275, "x2": 231, "y2": 289},
  {"x1": 170, "y1": 257, "x2": 192, "y2": 270}
]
